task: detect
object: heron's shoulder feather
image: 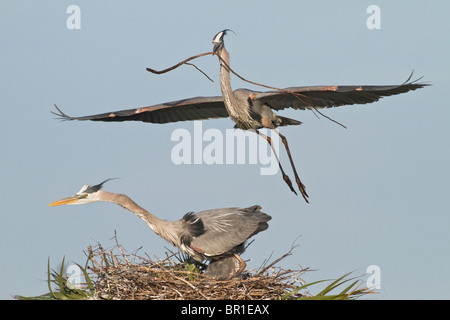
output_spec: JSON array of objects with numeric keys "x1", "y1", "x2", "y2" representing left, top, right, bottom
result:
[{"x1": 182, "y1": 211, "x2": 205, "y2": 238}]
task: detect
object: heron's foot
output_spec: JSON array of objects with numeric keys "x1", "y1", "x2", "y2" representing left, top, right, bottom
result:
[
  {"x1": 295, "y1": 177, "x2": 309, "y2": 203},
  {"x1": 282, "y1": 173, "x2": 298, "y2": 196},
  {"x1": 234, "y1": 254, "x2": 247, "y2": 276}
]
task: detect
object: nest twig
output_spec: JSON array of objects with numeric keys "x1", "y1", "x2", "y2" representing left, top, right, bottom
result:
[{"x1": 83, "y1": 238, "x2": 306, "y2": 300}]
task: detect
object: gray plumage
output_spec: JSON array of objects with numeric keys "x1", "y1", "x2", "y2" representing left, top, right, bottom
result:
[{"x1": 187, "y1": 205, "x2": 270, "y2": 260}]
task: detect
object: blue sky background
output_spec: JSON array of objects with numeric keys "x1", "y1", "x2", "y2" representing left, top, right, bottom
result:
[{"x1": 1, "y1": 1, "x2": 449, "y2": 299}]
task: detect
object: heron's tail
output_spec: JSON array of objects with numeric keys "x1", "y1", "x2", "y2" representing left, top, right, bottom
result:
[{"x1": 277, "y1": 116, "x2": 302, "y2": 127}]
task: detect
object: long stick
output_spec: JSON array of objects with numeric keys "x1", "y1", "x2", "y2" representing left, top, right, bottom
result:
[{"x1": 145, "y1": 52, "x2": 213, "y2": 74}]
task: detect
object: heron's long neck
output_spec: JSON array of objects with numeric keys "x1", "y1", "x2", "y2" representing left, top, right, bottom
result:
[
  {"x1": 218, "y1": 48, "x2": 237, "y2": 108},
  {"x1": 218, "y1": 47, "x2": 252, "y2": 128},
  {"x1": 98, "y1": 190, "x2": 180, "y2": 246}
]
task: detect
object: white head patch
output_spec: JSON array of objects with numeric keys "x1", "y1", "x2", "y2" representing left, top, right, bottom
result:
[{"x1": 76, "y1": 184, "x2": 91, "y2": 195}]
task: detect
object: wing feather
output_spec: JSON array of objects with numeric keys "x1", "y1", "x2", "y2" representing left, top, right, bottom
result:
[
  {"x1": 253, "y1": 76, "x2": 429, "y2": 111},
  {"x1": 190, "y1": 206, "x2": 271, "y2": 257},
  {"x1": 53, "y1": 96, "x2": 229, "y2": 124}
]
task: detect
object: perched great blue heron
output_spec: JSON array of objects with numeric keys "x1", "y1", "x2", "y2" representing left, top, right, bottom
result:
[
  {"x1": 48, "y1": 179, "x2": 271, "y2": 280},
  {"x1": 52, "y1": 30, "x2": 428, "y2": 202}
]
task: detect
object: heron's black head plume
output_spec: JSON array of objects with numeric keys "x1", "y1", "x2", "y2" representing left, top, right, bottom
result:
[
  {"x1": 82, "y1": 178, "x2": 118, "y2": 194},
  {"x1": 212, "y1": 29, "x2": 235, "y2": 53}
]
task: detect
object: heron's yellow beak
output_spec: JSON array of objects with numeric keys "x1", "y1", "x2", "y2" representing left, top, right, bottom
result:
[{"x1": 48, "y1": 196, "x2": 81, "y2": 206}]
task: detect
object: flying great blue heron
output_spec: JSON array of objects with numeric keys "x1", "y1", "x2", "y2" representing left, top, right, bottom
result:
[
  {"x1": 48, "y1": 179, "x2": 271, "y2": 280},
  {"x1": 52, "y1": 30, "x2": 428, "y2": 202}
]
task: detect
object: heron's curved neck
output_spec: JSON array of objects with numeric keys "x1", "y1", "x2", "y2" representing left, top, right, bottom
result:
[
  {"x1": 217, "y1": 47, "x2": 252, "y2": 127},
  {"x1": 97, "y1": 190, "x2": 178, "y2": 244},
  {"x1": 218, "y1": 47, "x2": 232, "y2": 87}
]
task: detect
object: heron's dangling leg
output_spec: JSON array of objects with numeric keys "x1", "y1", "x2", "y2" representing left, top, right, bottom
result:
[
  {"x1": 273, "y1": 129, "x2": 309, "y2": 203},
  {"x1": 255, "y1": 129, "x2": 298, "y2": 196}
]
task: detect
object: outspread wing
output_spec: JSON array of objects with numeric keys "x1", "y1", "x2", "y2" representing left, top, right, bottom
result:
[
  {"x1": 253, "y1": 75, "x2": 429, "y2": 111},
  {"x1": 53, "y1": 96, "x2": 229, "y2": 124},
  {"x1": 53, "y1": 74, "x2": 428, "y2": 124}
]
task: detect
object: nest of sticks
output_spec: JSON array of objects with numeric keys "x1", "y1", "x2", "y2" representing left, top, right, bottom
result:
[{"x1": 83, "y1": 238, "x2": 306, "y2": 300}]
